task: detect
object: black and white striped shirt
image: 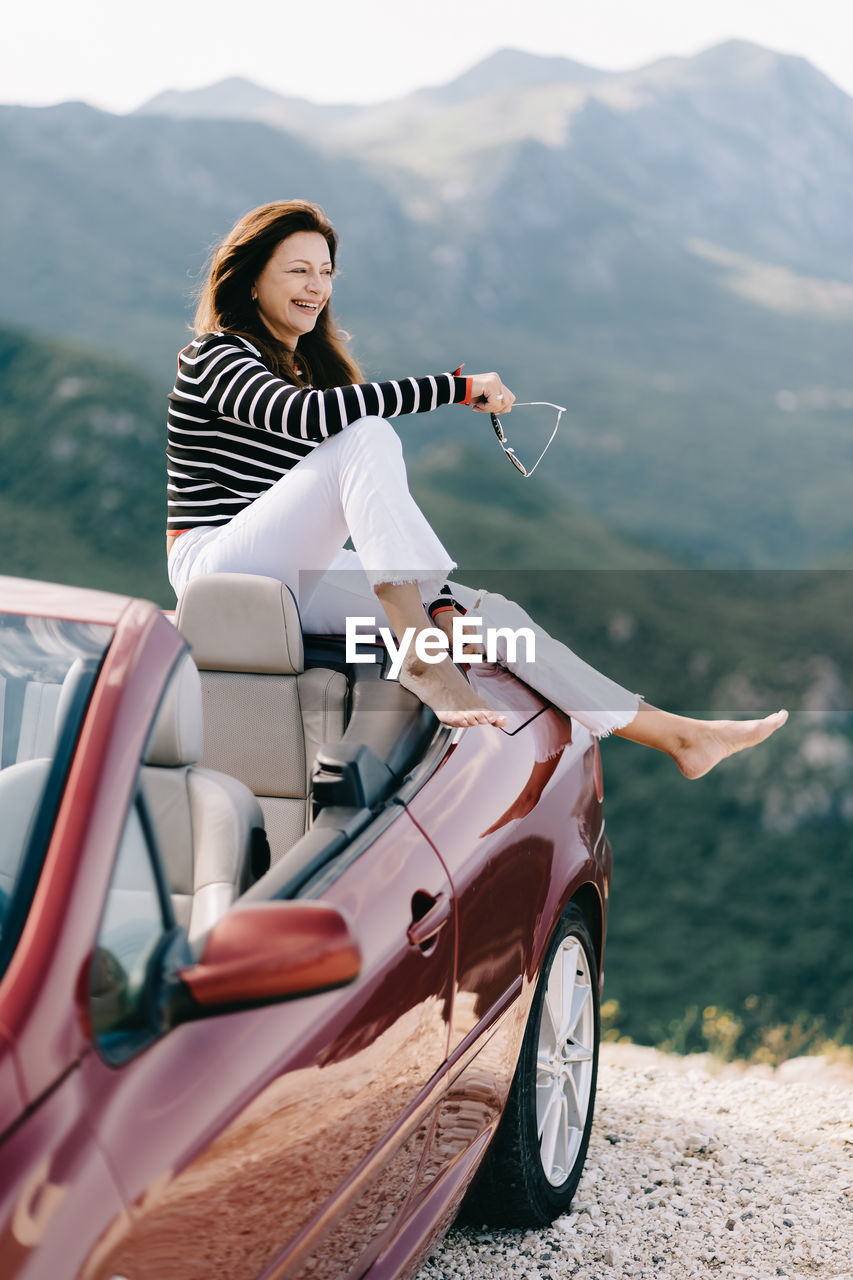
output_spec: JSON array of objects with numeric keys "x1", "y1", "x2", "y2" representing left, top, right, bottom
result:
[{"x1": 167, "y1": 332, "x2": 470, "y2": 531}]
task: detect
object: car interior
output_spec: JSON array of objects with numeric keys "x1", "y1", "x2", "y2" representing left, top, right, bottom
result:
[
  {"x1": 0, "y1": 573, "x2": 452, "y2": 950},
  {"x1": 169, "y1": 572, "x2": 451, "y2": 925}
]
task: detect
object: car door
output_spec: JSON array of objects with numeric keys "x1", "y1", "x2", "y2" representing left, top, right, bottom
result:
[
  {"x1": 80, "y1": 796, "x2": 455, "y2": 1280},
  {"x1": 409, "y1": 670, "x2": 577, "y2": 1052},
  {"x1": 403, "y1": 669, "x2": 582, "y2": 1200}
]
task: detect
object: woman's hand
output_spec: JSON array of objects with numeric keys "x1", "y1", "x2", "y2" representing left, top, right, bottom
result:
[{"x1": 469, "y1": 373, "x2": 515, "y2": 414}]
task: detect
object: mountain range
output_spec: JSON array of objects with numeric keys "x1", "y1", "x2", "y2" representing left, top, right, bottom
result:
[
  {"x1": 136, "y1": 41, "x2": 853, "y2": 281},
  {"x1": 2, "y1": 40, "x2": 853, "y2": 568}
]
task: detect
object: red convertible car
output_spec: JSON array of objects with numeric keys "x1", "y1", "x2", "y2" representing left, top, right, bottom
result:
[{"x1": 0, "y1": 571, "x2": 611, "y2": 1280}]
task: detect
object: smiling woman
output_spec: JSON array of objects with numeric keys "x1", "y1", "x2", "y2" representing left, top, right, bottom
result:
[
  {"x1": 251, "y1": 233, "x2": 334, "y2": 349},
  {"x1": 164, "y1": 198, "x2": 787, "y2": 775},
  {"x1": 190, "y1": 200, "x2": 364, "y2": 390},
  {"x1": 166, "y1": 198, "x2": 517, "y2": 730}
]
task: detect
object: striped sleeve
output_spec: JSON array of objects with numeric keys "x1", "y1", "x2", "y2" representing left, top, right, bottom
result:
[{"x1": 170, "y1": 333, "x2": 469, "y2": 445}]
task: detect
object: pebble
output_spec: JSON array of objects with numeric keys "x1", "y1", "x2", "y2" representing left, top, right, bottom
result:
[{"x1": 416, "y1": 1043, "x2": 853, "y2": 1280}]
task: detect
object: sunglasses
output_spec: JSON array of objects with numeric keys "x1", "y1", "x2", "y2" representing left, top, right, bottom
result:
[{"x1": 490, "y1": 401, "x2": 566, "y2": 477}]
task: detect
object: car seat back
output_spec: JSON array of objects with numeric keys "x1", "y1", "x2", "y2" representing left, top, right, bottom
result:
[
  {"x1": 174, "y1": 574, "x2": 348, "y2": 863},
  {"x1": 15, "y1": 681, "x2": 62, "y2": 762},
  {"x1": 140, "y1": 652, "x2": 268, "y2": 942}
]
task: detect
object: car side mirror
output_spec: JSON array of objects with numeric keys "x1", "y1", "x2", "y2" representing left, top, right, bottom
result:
[{"x1": 171, "y1": 901, "x2": 361, "y2": 1021}]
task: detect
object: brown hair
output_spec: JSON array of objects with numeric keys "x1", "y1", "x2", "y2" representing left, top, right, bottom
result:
[{"x1": 193, "y1": 200, "x2": 363, "y2": 387}]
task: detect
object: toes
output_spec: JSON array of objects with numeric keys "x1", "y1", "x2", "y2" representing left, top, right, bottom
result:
[
  {"x1": 474, "y1": 708, "x2": 506, "y2": 726},
  {"x1": 437, "y1": 707, "x2": 507, "y2": 728},
  {"x1": 438, "y1": 709, "x2": 467, "y2": 727}
]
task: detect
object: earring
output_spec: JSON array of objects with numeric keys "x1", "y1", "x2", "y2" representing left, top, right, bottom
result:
[{"x1": 251, "y1": 291, "x2": 258, "y2": 302}]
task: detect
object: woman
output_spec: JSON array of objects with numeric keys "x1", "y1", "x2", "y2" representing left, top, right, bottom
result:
[{"x1": 167, "y1": 200, "x2": 786, "y2": 776}]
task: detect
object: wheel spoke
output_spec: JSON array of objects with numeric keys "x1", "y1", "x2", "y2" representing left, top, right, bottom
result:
[
  {"x1": 550, "y1": 947, "x2": 584, "y2": 1044},
  {"x1": 538, "y1": 1086, "x2": 563, "y2": 1177},
  {"x1": 555, "y1": 942, "x2": 581, "y2": 1043},
  {"x1": 536, "y1": 1083, "x2": 554, "y2": 1125},
  {"x1": 537, "y1": 1080, "x2": 561, "y2": 1139},
  {"x1": 562, "y1": 1067, "x2": 584, "y2": 1131},
  {"x1": 555, "y1": 1092, "x2": 571, "y2": 1181},
  {"x1": 565, "y1": 981, "x2": 592, "y2": 1042},
  {"x1": 562, "y1": 1039, "x2": 594, "y2": 1064},
  {"x1": 544, "y1": 962, "x2": 563, "y2": 1049},
  {"x1": 537, "y1": 1048, "x2": 559, "y2": 1078},
  {"x1": 540, "y1": 982, "x2": 560, "y2": 1054}
]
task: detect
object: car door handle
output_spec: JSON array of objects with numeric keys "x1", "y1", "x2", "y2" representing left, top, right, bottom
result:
[{"x1": 407, "y1": 892, "x2": 452, "y2": 948}]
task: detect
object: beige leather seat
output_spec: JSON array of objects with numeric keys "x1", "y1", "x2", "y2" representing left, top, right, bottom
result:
[
  {"x1": 141, "y1": 652, "x2": 268, "y2": 942},
  {"x1": 0, "y1": 758, "x2": 50, "y2": 914},
  {"x1": 16, "y1": 680, "x2": 62, "y2": 762},
  {"x1": 0, "y1": 658, "x2": 90, "y2": 908},
  {"x1": 0, "y1": 654, "x2": 263, "y2": 944},
  {"x1": 174, "y1": 573, "x2": 349, "y2": 864}
]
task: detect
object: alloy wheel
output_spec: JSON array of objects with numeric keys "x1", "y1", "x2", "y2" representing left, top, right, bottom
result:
[{"x1": 535, "y1": 936, "x2": 596, "y2": 1186}]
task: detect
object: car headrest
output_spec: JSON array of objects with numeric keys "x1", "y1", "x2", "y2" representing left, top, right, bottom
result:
[
  {"x1": 174, "y1": 573, "x2": 304, "y2": 675},
  {"x1": 145, "y1": 653, "x2": 204, "y2": 767}
]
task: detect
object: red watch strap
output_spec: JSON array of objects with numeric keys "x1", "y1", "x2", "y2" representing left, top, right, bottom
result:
[{"x1": 452, "y1": 365, "x2": 473, "y2": 406}]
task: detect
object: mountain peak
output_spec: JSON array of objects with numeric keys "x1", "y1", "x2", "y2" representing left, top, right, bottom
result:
[
  {"x1": 420, "y1": 46, "x2": 611, "y2": 106},
  {"x1": 135, "y1": 75, "x2": 300, "y2": 118},
  {"x1": 640, "y1": 37, "x2": 838, "y2": 93},
  {"x1": 690, "y1": 38, "x2": 796, "y2": 78}
]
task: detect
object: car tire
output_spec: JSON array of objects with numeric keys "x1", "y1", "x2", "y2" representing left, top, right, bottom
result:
[{"x1": 463, "y1": 902, "x2": 600, "y2": 1227}]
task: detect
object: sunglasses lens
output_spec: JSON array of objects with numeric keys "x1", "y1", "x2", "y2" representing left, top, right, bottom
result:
[{"x1": 508, "y1": 451, "x2": 527, "y2": 476}]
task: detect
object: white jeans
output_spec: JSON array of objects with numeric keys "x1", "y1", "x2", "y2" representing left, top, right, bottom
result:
[{"x1": 169, "y1": 415, "x2": 640, "y2": 738}]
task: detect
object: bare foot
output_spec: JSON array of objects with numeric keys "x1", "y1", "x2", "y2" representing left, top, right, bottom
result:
[
  {"x1": 397, "y1": 652, "x2": 507, "y2": 728},
  {"x1": 674, "y1": 709, "x2": 789, "y2": 780}
]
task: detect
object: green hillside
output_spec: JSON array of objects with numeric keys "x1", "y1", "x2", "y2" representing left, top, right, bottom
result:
[
  {"x1": 407, "y1": 442, "x2": 674, "y2": 573},
  {"x1": 511, "y1": 562, "x2": 853, "y2": 1061},
  {"x1": 406, "y1": 471, "x2": 853, "y2": 1060},
  {"x1": 0, "y1": 326, "x2": 170, "y2": 602}
]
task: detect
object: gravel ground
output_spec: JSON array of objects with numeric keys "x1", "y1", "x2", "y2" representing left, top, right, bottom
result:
[{"x1": 417, "y1": 1043, "x2": 853, "y2": 1280}]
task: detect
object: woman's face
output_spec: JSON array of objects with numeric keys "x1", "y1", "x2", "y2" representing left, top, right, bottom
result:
[{"x1": 253, "y1": 230, "x2": 333, "y2": 349}]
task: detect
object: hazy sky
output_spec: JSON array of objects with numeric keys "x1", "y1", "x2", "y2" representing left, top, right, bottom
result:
[{"x1": 4, "y1": 0, "x2": 852, "y2": 111}]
